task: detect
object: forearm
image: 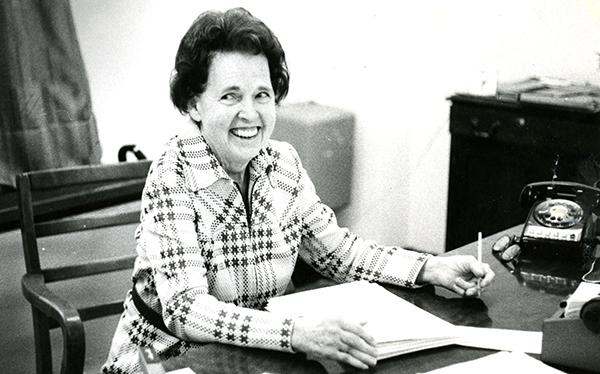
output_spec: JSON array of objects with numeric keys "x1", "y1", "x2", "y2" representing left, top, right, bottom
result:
[
  {"x1": 163, "y1": 288, "x2": 296, "y2": 352},
  {"x1": 164, "y1": 292, "x2": 294, "y2": 351},
  {"x1": 301, "y1": 205, "x2": 431, "y2": 287},
  {"x1": 293, "y1": 143, "x2": 430, "y2": 287}
]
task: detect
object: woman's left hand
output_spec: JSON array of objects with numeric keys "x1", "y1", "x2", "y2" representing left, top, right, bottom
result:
[{"x1": 417, "y1": 255, "x2": 495, "y2": 297}]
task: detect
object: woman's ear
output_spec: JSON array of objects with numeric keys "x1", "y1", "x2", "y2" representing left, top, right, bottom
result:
[{"x1": 188, "y1": 98, "x2": 202, "y2": 122}]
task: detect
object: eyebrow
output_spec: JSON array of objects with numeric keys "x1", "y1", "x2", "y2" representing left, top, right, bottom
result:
[
  {"x1": 220, "y1": 85, "x2": 241, "y2": 93},
  {"x1": 257, "y1": 85, "x2": 274, "y2": 92},
  {"x1": 220, "y1": 85, "x2": 273, "y2": 93}
]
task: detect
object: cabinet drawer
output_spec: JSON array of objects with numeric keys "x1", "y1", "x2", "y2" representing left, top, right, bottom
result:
[{"x1": 450, "y1": 104, "x2": 600, "y2": 155}]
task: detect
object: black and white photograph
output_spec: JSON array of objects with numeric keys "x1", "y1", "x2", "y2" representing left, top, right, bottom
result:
[{"x1": 1, "y1": 1, "x2": 600, "y2": 373}]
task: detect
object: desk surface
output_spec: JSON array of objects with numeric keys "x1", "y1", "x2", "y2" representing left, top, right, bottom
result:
[{"x1": 162, "y1": 226, "x2": 591, "y2": 374}]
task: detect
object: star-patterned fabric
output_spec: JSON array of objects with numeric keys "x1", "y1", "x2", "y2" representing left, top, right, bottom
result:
[{"x1": 102, "y1": 126, "x2": 430, "y2": 373}]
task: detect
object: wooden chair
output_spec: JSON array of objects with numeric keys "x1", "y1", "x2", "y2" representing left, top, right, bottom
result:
[{"x1": 17, "y1": 160, "x2": 152, "y2": 374}]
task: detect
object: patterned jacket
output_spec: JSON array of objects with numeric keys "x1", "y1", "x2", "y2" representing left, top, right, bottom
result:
[{"x1": 102, "y1": 126, "x2": 430, "y2": 373}]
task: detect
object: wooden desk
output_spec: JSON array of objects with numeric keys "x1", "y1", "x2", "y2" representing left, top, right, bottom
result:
[{"x1": 162, "y1": 227, "x2": 591, "y2": 373}]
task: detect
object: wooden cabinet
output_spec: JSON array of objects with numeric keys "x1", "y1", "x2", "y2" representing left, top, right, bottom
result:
[{"x1": 445, "y1": 94, "x2": 600, "y2": 251}]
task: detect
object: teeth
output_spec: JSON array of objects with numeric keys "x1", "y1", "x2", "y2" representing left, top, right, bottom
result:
[{"x1": 231, "y1": 127, "x2": 259, "y2": 139}]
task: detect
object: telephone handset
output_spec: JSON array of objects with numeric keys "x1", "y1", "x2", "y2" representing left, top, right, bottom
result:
[
  {"x1": 518, "y1": 181, "x2": 600, "y2": 261},
  {"x1": 519, "y1": 181, "x2": 600, "y2": 217}
]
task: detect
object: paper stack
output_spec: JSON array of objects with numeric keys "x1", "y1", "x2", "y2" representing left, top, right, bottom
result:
[{"x1": 267, "y1": 281, "x2": 542, "y2": 359}]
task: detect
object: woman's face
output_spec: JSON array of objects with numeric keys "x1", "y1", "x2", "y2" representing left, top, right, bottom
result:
[{"x1": 190, "y1": 52, "x2": 276, "y2": 176}]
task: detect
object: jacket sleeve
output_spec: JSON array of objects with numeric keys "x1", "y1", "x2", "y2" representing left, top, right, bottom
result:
[
  {"x1": 138, "y1": 155, "x2": 295, "y2": 352},
  {"x1": 285, "y1": 144, "x2": 431, "y2": 287}
]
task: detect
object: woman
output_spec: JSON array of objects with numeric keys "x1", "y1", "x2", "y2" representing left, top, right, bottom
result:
[{"x1": 103, "y1": 8, "x2": 494, "y2": 373}]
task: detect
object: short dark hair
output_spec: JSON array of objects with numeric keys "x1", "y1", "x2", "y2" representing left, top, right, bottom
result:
[{"x1": 170, "y1": 7, "x2": 289, "y2": 114}]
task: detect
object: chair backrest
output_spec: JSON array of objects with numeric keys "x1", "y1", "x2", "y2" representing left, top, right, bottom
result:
[
  {"x1": 18, "y1": 160, "x2": 151, "y2": 276},
  {"x1": 17, "y1": 160, "x2": 151, "y2": 374}
]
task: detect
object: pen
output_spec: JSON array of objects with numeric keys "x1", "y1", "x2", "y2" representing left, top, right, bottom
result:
[{"x1": 477, "y1": 232, "x2": 482, "y2": 297}]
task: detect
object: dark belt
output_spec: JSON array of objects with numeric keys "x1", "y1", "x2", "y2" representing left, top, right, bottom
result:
[{"x1": 131, "y1": 285, "x2": 174, "y2": 336}]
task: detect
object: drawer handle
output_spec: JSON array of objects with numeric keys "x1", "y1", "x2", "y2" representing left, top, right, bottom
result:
[{"x1": 514, "y1": 117, "x2": 527, "y2": 128}]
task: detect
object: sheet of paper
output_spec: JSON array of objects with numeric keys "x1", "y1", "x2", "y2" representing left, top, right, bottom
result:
[
  {"x1": 267, "y1": 281, "x2": 457, "y2": 343},
  {"x1": 419, "y1": 351, "x2": 565, "y2": 374},
  {"x1": 453, "y1": 325, "x2": 543, "y2": 354}
]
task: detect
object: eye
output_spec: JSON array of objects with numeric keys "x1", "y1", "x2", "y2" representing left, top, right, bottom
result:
[
  {"x1": 220, "y1": 93, "x2": 239, "y2": 104},
  {"x1": 256, "y1": 91, "x2": 272, "y2": 103}
]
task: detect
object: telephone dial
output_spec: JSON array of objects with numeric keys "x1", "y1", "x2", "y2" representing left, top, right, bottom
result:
[{"x1": 493, "y1": 181, "x2": 600, "y2": 264}]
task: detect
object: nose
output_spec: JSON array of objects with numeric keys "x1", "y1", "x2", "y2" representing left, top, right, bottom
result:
[{"x1": 237, "y1": 99, "x2": 259, "y2": 122}]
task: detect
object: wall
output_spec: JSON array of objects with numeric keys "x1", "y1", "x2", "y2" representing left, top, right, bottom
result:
[{"x1": 71, "y1": 0, "x2": 600, "y2": 253}]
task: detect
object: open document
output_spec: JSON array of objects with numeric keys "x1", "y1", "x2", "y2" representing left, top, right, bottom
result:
[{"x1": 266, "y1": 281, "x2": 542, "y2": 359}]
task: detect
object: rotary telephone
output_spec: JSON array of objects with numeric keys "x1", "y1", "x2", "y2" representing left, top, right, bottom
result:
[
  {"x1": 518, "y1": 181, "x2": 600, "y2": 260},
  {"x1": 493, "y1": 180, "x2": 600, "y2": 335},
  {"x1": 493, "y1": 181, "x2": 600, "y2": 264}
]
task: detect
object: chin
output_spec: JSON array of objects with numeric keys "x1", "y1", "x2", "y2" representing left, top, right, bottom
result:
[
  {"x1": 227, "y1": 154, "x2": 256, "y2": 171},
  {"x1": 239, "y1": 145, "x2": 263, "y2": 159}
]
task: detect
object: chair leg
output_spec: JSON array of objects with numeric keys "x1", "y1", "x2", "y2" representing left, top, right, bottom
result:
[
  {"x1": 60, "y1": 318, "x2": 85, "y2": 374},
  {"x1": 32, "y1": 308, "x2": 54, "y2": 374}
]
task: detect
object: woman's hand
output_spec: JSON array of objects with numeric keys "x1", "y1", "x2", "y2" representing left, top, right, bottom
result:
[
  {"x1": 417, "y1": 255, "x2": 495, "y2": 297},
  {"x1": 291, "y1": 316, "x2": 378, "y2": 370}
]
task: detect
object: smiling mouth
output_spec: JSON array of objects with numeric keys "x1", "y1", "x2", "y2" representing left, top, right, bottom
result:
[{"x1": 230, "y1": 127, "x2": 259, "y2": 139}]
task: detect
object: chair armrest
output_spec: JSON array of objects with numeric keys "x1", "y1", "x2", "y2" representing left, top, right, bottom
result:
[
  {"x1": 22, "y1": 274, "x2": 81, "y2": 324},
  {"x1": 22, "y1": 273, "x2": 85, "y2": 374}
]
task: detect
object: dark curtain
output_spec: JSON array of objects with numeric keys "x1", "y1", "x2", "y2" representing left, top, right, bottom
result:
[{"x1": 0, "y1": 0, "x2": 102, "y2": 188}]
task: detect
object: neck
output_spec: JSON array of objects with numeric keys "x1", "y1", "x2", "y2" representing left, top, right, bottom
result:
[
  {"x1": 228, "y1": 167, "x2": 251, "y2": 213},
  {"x1": 227, "y1": 168, "x2": 247, "y2": 188}
]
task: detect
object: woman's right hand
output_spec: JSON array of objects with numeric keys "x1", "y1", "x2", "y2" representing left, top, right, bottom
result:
[{"x1": 291, "y1": 316, "x2": 378, "y2": 370}]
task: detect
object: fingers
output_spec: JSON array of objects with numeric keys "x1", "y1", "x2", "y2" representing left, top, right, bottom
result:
[
  {"x1": 296, "y1": 317, "x2": 378, "y2": 370},
  {"x1": 341, "y1": 333, "x2": 378, "y2": 358},
  {"x1": 339, "y1": 321, "x2": 377, "y2": 368},
  {"x1": 340, "y1": 332, "x2": 377, "y2": 365},
  {"x1": 464, "y1": 256, "x2": 495, "y2": 289},
  {"x1": 451, "y1": 282, "x2": 466, "y2": 296},
  {"x1": 338, "y1": 346, "x2": 377, "y2": 369},
  {"x1": 479, "y1": 263, "x2": 495, "y2": 288},
  {"x1": 455, "y1": 277, "x2": 477, "y2": 290},
  {"x1": 334, "y1": 350, "x2": 371, "y2": 370},
  {"x1": 454, "y1": 276, "x2": 483, "y2": 297},
  {"x1": 467, "y1": 255, "x2": 486, "y2": 277},
  {"x1": 321, "y1": 336, "x2": 376, "y2": 370},
  {"x1": 453, "y1": 281, "x2": 480, "y2": 297},
  {"x1": 464, "y1": 286, "x2": 480, "y2": 297},
  {"x1": 339, "y1": 320, "x2": 377, "y2": 347},
  {"x1": 470, "y1": 261, "x2": 494, "y2": 288}
]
